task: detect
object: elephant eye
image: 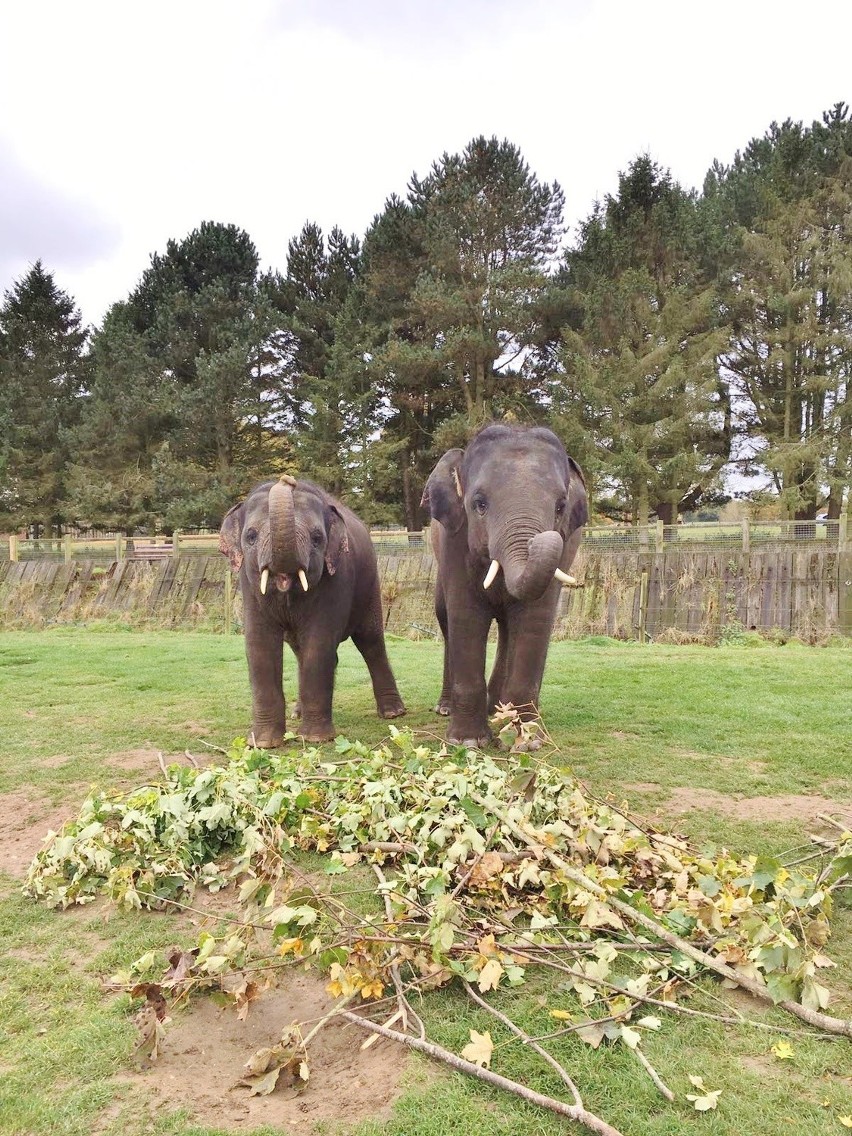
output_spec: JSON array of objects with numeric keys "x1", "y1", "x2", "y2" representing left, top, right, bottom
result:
[
  {"x1": 473, "y1": 494, "x2": 488, "y2": 516},
  {"x1": 555, "y1": 498, "x2": 567, "y2": 519},
  {"x1": 245, "y1": 528, "x2": 258, "y2": 545},
  {"x1": 310, "y1": 528, "x2": 324, "y2": 547}
]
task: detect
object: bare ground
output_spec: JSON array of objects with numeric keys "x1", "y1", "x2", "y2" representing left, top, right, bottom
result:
[{"x1": 623, "y1": 782, "x2": 852, "y2": 824}]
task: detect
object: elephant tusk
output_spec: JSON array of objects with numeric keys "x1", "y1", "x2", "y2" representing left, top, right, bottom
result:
[
  {"x1": 298, "y1": 569, "x2": 309, "y2": 592},
  {"x1": 260, "y1": 568, "x2": 269, "y2": 595},
  {"x1": 483, "y1": 559, "x2": 501, "y2": 589},
  {"x1": 554, "y1": 568, "x2": 577, "y2": 586}
]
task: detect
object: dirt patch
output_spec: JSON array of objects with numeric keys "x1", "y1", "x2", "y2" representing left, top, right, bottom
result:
[
  {"x1": 0, "y1": 787, "x2": 79, "y2": 879},
  {"x1": 624, "y1": 783, "x2": 852, "y2": 824},
  {"x1": 667, "y1": 788, "x2": 851, "y2": 823},
  {"x1": 124, "y1": 971, "x2": 412, "y2": 1131}
]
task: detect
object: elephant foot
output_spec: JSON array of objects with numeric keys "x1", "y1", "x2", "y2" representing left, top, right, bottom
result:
[
  {"x1": 379, "y1": 698, "x2": 407, "y2": 719},
  {"x1": 249, "y1": 728, "x2": 286, "y2": 750},
  {"x1": 299, "y1": 722, "x2": 335, "y2": 743},
  {"x1": 433, "y1": 700, "x2": 451, "y2": 716},
  {"x1": 447, "y1": 726, "x2": 493, "y2": 750}
]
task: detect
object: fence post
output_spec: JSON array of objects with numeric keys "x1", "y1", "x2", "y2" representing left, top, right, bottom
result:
[
  {"x1": 115, "y1": 534, "x2": 123, "y2": 561},
  {"x1": 638, "y1": 569, "x2": 649, "y2": 643},
  {"x1": 9, "y1": 534, "x2": 18, "y2": 562},
  {"x1": 741, "y1": 518, "x2": 750, "y2": 555},
  {"x1": 655, "y1": 519, "x2": 664, "y2": 552},
  {"x1": 172, "y1": 530, "x2": 181, "y2": 558},
  {"x1": 839, "y1": 513, "x2": 849, "y2": 550},
  {"x1": 224, "y1": 568, "x2": 233, "y2": 635},
  {"x1": 63, "y1": 534, "x2": 72, "y2": 563}
]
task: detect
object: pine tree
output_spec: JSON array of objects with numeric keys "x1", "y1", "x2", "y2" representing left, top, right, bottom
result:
[
  {"x1": 69, "y1": 223, "x2": 291, "y2": 530},
  {"x1": 553, "y1": 158, "x2": 730, "y2": 523},
  {"x1": 0, "y1": 262, "x2": 89, "y2": 535},
  {"x1": 712, "y1": 107, "x2": 852, "y2": 519},
  {"x1": 279, "y1": 223, "x2": 362, "y2": 495},
  {"x1": 407, "y1": 136, "x2": 564, "y2": 425}
]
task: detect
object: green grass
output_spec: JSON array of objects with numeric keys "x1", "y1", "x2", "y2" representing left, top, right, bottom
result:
[{"x1": 0, "y1": 629, "x2": 850, "y2": 1136}]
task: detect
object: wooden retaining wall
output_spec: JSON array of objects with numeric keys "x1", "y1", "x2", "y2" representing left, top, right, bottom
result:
[{"x1": 0, "y1": 546, "x2": 849, "y2": 640}]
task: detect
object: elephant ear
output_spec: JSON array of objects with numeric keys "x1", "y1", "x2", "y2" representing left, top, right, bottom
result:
[
  {"x1": 421, "y1": 448, "x2": 466, "y2": 535},
  {"x1": 219, "y1": 502, "x2": 244, "y2": 572},
  {"x1": 565, "y1": 457, "x2": 589, "y2": 535},
  {"x1": 324, "y1": 505, "x2": 350, "y2": 576}
]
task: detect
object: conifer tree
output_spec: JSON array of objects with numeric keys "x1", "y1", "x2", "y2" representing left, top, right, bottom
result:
[
  {"x1": 553, "y1": 158, "x2": 730, "y2": 523},
  {"x1": 711, "y1": 106, "x2": 852, "y2": 518},
  {"x1": 0, "y1": 262, "x2": 89, "y2": 534}
]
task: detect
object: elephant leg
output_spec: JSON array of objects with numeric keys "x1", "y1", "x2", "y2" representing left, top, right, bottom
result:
[
  {"x1": 445, "y1": 600, "x2": 493, "y2": 747},
  {"x1": 242, "y1": 591, "x2": 287, "y2": 748},
  {"x1": 245, "y1": 627, "x2": 288, "y2": 749},
  {"x1": 487, "y1": 616, "x2": 509, "y2": 714},
  {"x1": 499, "y1": 593, "x2": 560, "y2": 746},
  {"x1": 294, "y1": 639, "x2": 339, "y2": 742},
  {"x1": 434, "y1": 574, "x2": 452, "y2": 715},
  {"x1": 351, "y1": 597, "x2": 407, "y2": 720}
]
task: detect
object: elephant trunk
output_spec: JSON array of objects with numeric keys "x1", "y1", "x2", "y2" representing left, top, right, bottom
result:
[
  {"x1": 497, "y1": 529, "x2": 564, "y2": 602},
  {"x1": 268, "y1": 480, "x2": 308, "y2": 576}
]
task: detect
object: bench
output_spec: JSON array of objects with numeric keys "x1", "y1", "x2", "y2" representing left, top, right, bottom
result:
[{"x1": 126, "y1": 543, "x2": 174, "y2": 560}]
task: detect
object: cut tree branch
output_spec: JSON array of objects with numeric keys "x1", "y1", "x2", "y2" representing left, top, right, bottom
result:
[
  {"x1": 338, "y1": 1010, "x2": 626, "y2": 1136},
  {"x1": 470, "y1": 792, "x2": 852, "y2": 1040}
]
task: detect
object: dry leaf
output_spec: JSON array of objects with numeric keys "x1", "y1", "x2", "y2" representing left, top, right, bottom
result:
[
  {"x1": 477, "y1": 958, "x2": 504, "y2": 992},
  {"x1": 461, "y1": 1029, "x2": 493, "y2": 1068}
]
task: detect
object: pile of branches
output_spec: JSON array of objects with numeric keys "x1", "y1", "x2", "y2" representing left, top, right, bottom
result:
[{"x1": 25, "y1": 723, "x2": 852, "y2": 1134}]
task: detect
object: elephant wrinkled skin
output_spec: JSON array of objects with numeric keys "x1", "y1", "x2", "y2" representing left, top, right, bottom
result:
[
  {"x1": 421, "y1": 424, "x2": 587, "y2": 748},
  {"x1": 220, "y1": 477, "x2": 406, "y2": 746}
]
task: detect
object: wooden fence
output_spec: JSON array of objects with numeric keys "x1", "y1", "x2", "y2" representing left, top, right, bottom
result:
[{"x1": 1, "y1": 543, "x2": 849, "y2": 640}]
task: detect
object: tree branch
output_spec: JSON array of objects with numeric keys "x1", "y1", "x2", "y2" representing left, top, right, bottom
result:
[{"x1": 338, "y1": 1010, "x2": 626, "y2": 1136}]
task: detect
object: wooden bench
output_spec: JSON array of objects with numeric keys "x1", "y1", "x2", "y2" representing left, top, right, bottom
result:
[{"x1": 126, "y1": 543, "x2": 174, "y2": 560}]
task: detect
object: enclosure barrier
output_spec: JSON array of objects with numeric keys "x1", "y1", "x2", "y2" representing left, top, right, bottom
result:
[
  {"x1": 1, "y1": 524, "x2": 849, "y2": 640},
  {"x1": 1, "y1": 518, "x2": 846, "y2": 564}
]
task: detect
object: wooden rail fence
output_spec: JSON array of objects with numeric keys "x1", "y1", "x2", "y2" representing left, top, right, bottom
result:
[{"x1": 1, "y1": 544, "x2": 849, "y2": 641}]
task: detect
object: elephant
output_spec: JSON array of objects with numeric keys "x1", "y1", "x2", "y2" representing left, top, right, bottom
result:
[
  {"x1": 219, "y1": 475, "x2": 406, "y2": 746},
  {"x1": 421, "y1": 424, "x2": 587, "y2": 748}
]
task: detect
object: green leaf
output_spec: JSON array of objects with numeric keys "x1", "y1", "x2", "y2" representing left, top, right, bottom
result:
[
  {"x1": 766, "y1": 973, "x2": 799, "y2": 1004},
  {"x1": 459, "y1": 796, "x2": 488, "y2": 828}
]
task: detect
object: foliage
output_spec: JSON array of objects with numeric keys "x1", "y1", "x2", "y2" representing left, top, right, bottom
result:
[
  {"x1": 710, "y1": 104, "x2": 852, "y2": 519},
  {"x1": 25, "y1": 727, "x2": 850, "y2": 1023},
  {"x1": 0, "y1": 261, "x2": 90, "y2": 535},
  {"x1": 4, "y1": 630, "x2": 852, "y2": 1135},
  {"x1": 552, "y1": 157, "x2": 731, "y2": 523},
  {"x1": 2, "y1": 112, "x2": 851, "y2": 534}
]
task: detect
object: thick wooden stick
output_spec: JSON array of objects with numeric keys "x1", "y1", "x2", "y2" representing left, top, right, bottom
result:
[{"x1": 339, "y1": 1010, "x2": 626, "y2": 1136}]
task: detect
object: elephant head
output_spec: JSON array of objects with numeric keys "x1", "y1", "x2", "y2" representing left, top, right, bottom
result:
[
  {"x1": 219, "y1": 476, "x2": 349, "y2": 595},
  {"x1": 422, "y1": 425, "x2": 587, "y2": 602}
]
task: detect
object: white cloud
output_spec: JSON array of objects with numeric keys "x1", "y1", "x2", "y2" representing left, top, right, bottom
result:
[{"x1": 0, "y1": 0, "x2": 849, "y2": 324}]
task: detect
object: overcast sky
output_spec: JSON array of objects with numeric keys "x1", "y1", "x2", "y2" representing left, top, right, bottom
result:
[{"x1": 2, "y1": 0, "x2": 850, "y2": 329}]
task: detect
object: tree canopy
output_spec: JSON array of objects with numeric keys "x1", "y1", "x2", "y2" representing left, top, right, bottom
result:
[{"x1": 1, "y1": 115, "x2": 850, "y2": 535}]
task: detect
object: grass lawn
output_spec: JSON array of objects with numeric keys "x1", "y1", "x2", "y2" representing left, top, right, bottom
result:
[{"x1": 0, "y1": 628, "x2": 850, "y2": 1136}]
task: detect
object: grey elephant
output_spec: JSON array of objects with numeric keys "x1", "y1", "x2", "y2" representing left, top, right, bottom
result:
[
  {"x1": 219, "y1": 475, "x2": 406, "y2": 746},
  {"x1": 421, "y1": 424, "x2": 587, "y2": 747}
]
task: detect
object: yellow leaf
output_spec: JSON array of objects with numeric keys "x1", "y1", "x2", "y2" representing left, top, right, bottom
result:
[
  {"x1": 839, "y1": 1117, "x2": 852, "y2": 1129},
  {"x1": 478, "y1": 958, "x2": 504, "y2": 993},
  {"x1": 461, "y1": 1029, "x2": 493, "y2": 1068},
  {"x1": 476, "y1": 932, "x2": 498, "y2": 958},
  {"x1": 770, "y1": 1040, "x2": 795, "y2": 1061},
  {"x1": 549, "y1": 1009, "x2": 573, "y2": 1021}
]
